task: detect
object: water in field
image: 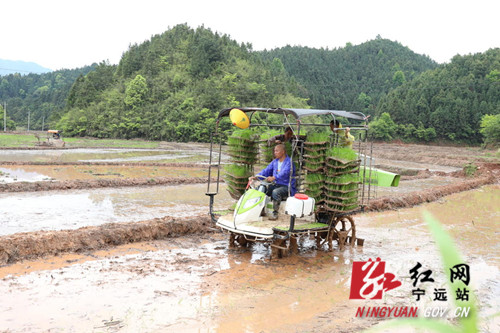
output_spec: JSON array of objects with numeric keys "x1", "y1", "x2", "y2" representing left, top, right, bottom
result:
[
  {"x1": 0, "y1": 147, "x2": 216, "y2": 164},
  {"x1": 0, "y1": 183, "x2": 233, "y2": 236},
  {"x1": 0, "y1": 185, "x2": 498, "y2": 332}
]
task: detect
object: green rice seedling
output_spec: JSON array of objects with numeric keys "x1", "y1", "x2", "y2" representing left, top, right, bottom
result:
[
  {"x1": 335, "y1": 173, "x2": 359, "y2": 184},
  {"x1": 259, "y1": 130, "x2": 281, "y2": 163},
  {"x1": 227, "y1": 129, "x2": 259, "y2": 165},
  {"x1": 227, "y1": 128, "x2": 258, "y2": 146},
  {"x1": 305, "y1": 173, "x2": 325, "y2": 184},
  {"x1": 306, "y1": 132, "x2": 330, "y2": 143},
  {"x1": 224, "y1": 164, "x2": 252, "y2": 179},
  {"x1": 305, "y1": 189, "x2": 323, "y2": 199},
  {"x1": 259, "y1": 129, "x2": 281, "y2": 141},
  {"x1": 326, "y1": 146, "x2": 357, "y2": 162},
  {"x1": 304, "y1": 159, "x2": 324, "y2": 169},
  {"x1": 227, "y1": 149, "x2": 259, "y2": 164}
]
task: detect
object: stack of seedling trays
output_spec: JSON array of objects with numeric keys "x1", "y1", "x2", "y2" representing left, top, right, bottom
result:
[
  {"x1": 223, "y1": 164, "x2": 253, "y2": 200},
  {"x1": 258, "y1": 129, "x2": 281, "y2": 165},
  {"x1": 323, "y1": 146, "x2": 361, "y2": 213},
  {"x1": 304, "y1": 173, "x2": 325, "y2": 203},
  {"x1": 224, "y1": 129, "x2": 258, "y2": 199},
  {"x1": 302, "y1": 132, "x2": 329, "y2": 204},
  {"x1": 226, "y1": 129, "x2": 259, "y2": 165}
]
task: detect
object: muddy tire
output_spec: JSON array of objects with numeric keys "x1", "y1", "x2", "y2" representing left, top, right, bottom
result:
[
  {"x1": 236, "y1": 235, "x2": 249, "y2": 247},
  {"x1": 229, "y1": 233, "x2": 236, "y2": 248}
]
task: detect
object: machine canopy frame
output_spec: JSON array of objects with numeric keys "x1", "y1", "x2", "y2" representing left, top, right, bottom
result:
[{"x1": 217, "y1": 107, "x2": 367, "y2": 122}]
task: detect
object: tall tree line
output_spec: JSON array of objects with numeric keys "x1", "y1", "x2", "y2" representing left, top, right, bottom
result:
[
  {"x1": 0, "y1": 65, "x2": 95, "y2": 130},
  {"x1": 259, "y1": 36, "x2": 438, "y2": 115},
  {"x1": 376, "y1": 48, "x2": 500, "y2": 144},
  {"x1": 57, "y1": 24, "x2": 308, "y2": 141}
]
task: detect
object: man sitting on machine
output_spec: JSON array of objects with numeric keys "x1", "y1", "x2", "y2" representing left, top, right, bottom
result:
[
  {"x1": 267, "y1": 126, "x2": 306, "y2": 146},
  {"x1": 249, "y1": 144, "x2": 296, "y2": 220}
]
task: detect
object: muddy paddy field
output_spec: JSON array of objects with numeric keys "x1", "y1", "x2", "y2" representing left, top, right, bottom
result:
[{"x1": 0, "y1": 141, "x2": 498, "y2": 332}]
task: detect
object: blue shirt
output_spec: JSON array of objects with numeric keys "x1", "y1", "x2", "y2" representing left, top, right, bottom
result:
[{"x1": 257, "y1": 155, "x2": 296, "y2": 195}]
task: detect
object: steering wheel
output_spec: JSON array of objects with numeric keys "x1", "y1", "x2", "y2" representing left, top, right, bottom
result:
[
  {"x1": 255, "y1": 174, "x2": 275, "y2": 185},
  {"x1": 247, "y1": 174, "x2": 275, "y2": 190}
]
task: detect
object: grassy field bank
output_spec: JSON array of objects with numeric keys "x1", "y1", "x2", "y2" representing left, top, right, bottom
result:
[{"x1": 0, "y1": 132, "x2": 161, "y2": 148}]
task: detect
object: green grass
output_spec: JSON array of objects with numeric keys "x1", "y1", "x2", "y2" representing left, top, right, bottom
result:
[
  {"x1": 0, "y1": 133, "x2": 37, "y2": 147},
  {"x1": 464, "y1": 163, "x2": 477, "y2": 177},
  {"x1": 0, "y1": 133, "x2": 161, "y2": 148}
]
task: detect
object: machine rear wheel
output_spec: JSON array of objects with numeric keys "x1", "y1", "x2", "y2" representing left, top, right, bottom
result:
[{"x1": 333, "y1": 216, "x2": 356, "y2": 251}]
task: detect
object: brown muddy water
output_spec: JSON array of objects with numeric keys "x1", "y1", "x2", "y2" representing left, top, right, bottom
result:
[
  {"x1": 0, "y1": 176, "x2": 462, "y2": 236},
  {"x1": 0, "y1": 185, "x2": 498, "y2": 332},
  {"x1": 0, "y1": 147, "x2": 218, "y2": 164},
  {"x1": 0, "y1": 165, "x2": 207, "y2": 182},
  {"x1": 0, "y1": 184, "x2": 232, "y2": 236}
]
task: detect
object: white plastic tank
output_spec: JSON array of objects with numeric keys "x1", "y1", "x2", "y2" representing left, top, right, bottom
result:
[{"x1": 285, "y1": 193, "x2": 315, "y2": 218}]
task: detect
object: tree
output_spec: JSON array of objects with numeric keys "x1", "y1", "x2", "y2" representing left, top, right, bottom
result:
[
  {"x1": 369, "y1": 112, "x2": 397, "y2": 141},
  {"x1": 392, "y1": 70, "x2": 406, "y2": 86},
  {"x1": 0, "y1": 105, "x2": 16, "y2": 130},
  {"x1": 124, "y1": 74, "x2": 148, "y2": 108},
  {"x1": 377, "y1": 48, "x2": 500, "y2": 144},
  {"x1": 480, "y1": 114, "x2": 500, "y2": 146}
]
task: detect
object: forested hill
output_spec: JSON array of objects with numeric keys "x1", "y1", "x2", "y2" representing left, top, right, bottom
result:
[
  {"x1": 57, "y1": 24, "x2": 308, "y2": 141},
  {"x1": 0, "y1": 65, "x2": 96, "y2": 130},
  {"x1": 259, "y1": 37, "x2": 438, "y2": 114},
  {"x1": 376, "y1": 48, "x2": 500, "y2": 144},
  {"x1": 4, "y1": 24, "x2": 498, "y2": 145}
]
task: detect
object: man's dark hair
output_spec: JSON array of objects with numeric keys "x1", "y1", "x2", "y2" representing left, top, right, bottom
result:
[{"x1": 330, "y1": 119, "x2": 340, "y2": 127}]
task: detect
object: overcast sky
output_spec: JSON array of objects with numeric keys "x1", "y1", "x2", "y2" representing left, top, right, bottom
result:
[{"x1": 2, "y1": 0, "x2": 499, "y2": 71}]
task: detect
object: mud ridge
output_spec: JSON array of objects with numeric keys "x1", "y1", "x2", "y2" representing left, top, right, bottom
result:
[
  {"x1": 0, "y1": 176, "x2": 496, "y2": 265},
  {"x1": 0, "y1": 215, "x2": 212, "y2": 265},
  {"x1": 399, "y1": 169, "x2": 448, "y2": 180},
  {"x1": 0, "y1": 176, "x2": 220, "y2": 193},
  {"x1": 364, "y1": 174, "x2": 496, "y2": 211}
]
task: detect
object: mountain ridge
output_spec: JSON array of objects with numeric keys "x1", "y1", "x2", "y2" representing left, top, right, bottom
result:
[{"x1": 0, "y1": 59, "x2": 52, "y2": 76}]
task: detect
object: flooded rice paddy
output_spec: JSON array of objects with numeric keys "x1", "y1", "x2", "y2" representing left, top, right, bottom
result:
[
  {"x1": 0, "y1": 164, "x2": 207, "y2": 182},
  {"x1": 0, "y1": 185, "x2": 498, "y2": 332},
  {"x1": 0, "y1": 147, "x2": 218, "y2": 164},
  {"x1": 0, "y1": 183, "x2": 233, "y2": 236},
  {"x1": 0, "y1": 175, "x2": 463, "y2": 236},
  {"x1": 0, "y1": 144, "x2": 498, "y2": 332}
]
